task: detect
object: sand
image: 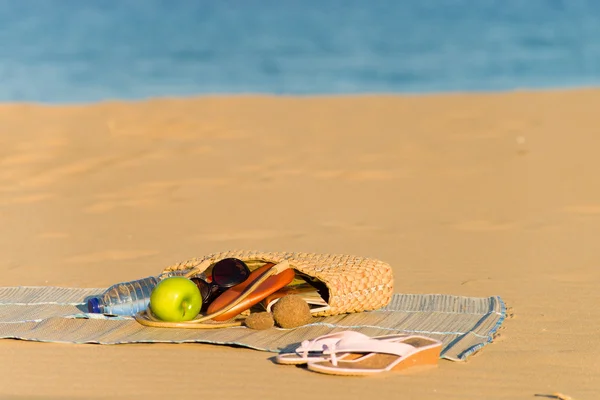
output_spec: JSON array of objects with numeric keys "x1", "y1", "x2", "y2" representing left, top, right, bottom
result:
[{"x1": 0, "y1": 89, "x2": 599, "y2": 399}]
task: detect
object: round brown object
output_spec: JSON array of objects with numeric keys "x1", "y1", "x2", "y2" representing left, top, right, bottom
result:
[
  {"x1": 272, "y1": 295, "x2": 313, "y2": 329},
  {"x1": 244, "y1": 312, "x2": 274, "y2": 330}
]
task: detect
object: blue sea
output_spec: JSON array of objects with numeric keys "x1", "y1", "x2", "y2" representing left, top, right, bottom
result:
[{"x1": 0, "y1": 0, "x2": 599, "y2": 103}]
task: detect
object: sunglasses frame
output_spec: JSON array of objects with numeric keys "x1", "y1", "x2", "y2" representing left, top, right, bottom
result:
[{"x1": 191, "y1": 258, "x2": 251, "y2": 306}]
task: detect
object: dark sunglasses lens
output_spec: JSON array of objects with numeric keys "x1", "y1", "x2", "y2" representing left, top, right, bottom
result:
[
  {"x1": 211, "y1": 258, "x2": 250, "y2": 287},
  {"x1": 191, "y1": 278, "x2": 212, "y2": 302}
]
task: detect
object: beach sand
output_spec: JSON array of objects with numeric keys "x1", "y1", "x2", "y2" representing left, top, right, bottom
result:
[{"x1": 0, "y1": 89, "x2": 599, "y2": 399}]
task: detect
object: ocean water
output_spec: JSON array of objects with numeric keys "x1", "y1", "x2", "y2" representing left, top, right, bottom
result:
[{"x1": 0, "y1": 0, "x2": 599, "y2": 103}]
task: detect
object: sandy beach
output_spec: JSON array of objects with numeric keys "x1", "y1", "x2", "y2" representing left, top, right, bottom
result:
[{"x1": 0, "y1": 89, "x2": 599, "y2": 399}]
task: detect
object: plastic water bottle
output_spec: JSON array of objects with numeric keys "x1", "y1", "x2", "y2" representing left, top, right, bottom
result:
[{"x1": 87, "y1": 270, "x2": 195, "y2": 316}]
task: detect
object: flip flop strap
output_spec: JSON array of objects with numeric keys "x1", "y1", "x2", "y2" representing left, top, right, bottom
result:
[
  {"x1": 295, "y1": 331, "x2": 370, "y2": 358},
  {"x1": 324, "y1": 340, "x2": 416, "y2": 366}
]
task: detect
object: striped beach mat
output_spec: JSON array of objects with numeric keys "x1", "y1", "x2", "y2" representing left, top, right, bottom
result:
[{"x1": 0, "y1": 286, "x2": 506, "y2": 361}]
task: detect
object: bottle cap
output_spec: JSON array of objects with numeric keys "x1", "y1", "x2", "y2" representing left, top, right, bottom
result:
[{"x1": 87, "y1": 297, "x2": 101, "y2": 313}]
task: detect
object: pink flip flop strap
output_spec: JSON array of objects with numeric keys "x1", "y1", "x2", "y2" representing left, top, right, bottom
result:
[
  {"x1": 295, "y1": 331, "x2": 370, "y2": 358},
  {"x1": 323, "y1": 339, "x2": 417, "y2": 366}
]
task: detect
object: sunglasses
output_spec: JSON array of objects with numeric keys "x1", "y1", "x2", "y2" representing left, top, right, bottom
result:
[{"x1": 191, "y1": 258, "x2": 251, "y2": 307}]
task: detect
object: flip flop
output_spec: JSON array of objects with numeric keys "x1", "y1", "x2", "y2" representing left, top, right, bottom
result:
[
  {"x1": 275, "y1": 331, "x2": 408, "y2": 365},
  {"x1": 275, "y1": 331, "x2": 369, "y2": 365},
  {"x1": 307, "y1": 335, "x2": 442, "y2": 376}
]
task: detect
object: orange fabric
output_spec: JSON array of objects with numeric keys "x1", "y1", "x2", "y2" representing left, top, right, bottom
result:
[{"x1": 207, "y1": 263, "x2": 295, "y2": 321}]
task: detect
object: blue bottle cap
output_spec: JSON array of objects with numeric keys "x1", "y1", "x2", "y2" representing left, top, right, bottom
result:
[{"x1": 87, "y1": 297, "x2": 101, "y2": 313}]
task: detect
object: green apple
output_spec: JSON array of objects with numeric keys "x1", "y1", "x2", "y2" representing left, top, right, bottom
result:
[{"x1": 149, "y1": 277, "x2": 202, "y2": 322}]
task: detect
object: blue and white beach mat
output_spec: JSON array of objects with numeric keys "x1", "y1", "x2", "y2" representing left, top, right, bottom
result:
[{"x1": 0, "y1": 286, "x2": 506, "y2": 361}]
